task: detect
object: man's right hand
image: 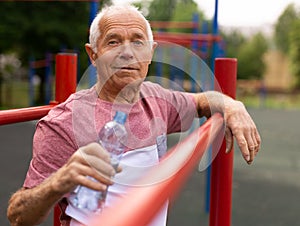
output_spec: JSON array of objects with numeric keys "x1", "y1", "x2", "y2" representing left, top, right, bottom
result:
[{"x1": 50, "y1": 142, "x2": 117, "y2": 195}]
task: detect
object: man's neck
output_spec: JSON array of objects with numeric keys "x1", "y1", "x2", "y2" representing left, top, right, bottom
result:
[{"x1": 96, "y1": 82, "x2": 141, "y2": 104}]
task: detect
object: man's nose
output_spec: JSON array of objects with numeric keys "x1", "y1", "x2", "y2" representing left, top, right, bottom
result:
[{"x1": 119, "y1": 43, "x2": 134, "y2": 60}]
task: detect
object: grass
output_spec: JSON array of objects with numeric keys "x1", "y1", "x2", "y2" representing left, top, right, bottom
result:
[
  {"x1": 238, "y1": 92, "x2": 300, "y2": 110},
  {"x1": 0, "y1": 81, "x2": 30, "y2": 109},
  {"x1": 0, "y1": 80, "x2": 54, "y2": 109}
]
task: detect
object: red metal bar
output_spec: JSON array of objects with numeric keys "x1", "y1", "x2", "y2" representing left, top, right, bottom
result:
[
  {"x1": 55, "y1": 53, "x2": 77, "y2": 103},
  {"x1": 153, "y1": 32, "x2": 221, "y2": 42},
  {"x1": 53, "y1": 53, "x2": 77, "y2": 226},
  {"x1": 91, "y1": 114, "x2": 224, "y2": 226},
  {"x1": 209, "y1": 58, "x2": 237, "y2": 226},
  {"x1": 150, "y1": 21, "x2": 198, "y2": 29},
  {"x1": 0, "y1": 104, "x2": 56, "y2": 125}
]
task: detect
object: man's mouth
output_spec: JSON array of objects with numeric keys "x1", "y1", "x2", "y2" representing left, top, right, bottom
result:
[{"x1": 114, "y1": 66, "x2": 138, "y2": 71}]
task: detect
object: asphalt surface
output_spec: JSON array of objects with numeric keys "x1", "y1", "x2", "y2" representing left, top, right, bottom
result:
[{"x1": 1, "y1": 108, "x2": 299, "y2": 226}]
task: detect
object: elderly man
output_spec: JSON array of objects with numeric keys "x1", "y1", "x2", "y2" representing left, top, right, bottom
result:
[{"x1": 7, "y1": 4, "x2": 260, "y2": 226}]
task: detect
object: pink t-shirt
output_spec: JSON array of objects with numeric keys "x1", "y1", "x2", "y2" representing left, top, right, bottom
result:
[{"x1": 23, "y1": 81, "x2": 197, "y2": 224}]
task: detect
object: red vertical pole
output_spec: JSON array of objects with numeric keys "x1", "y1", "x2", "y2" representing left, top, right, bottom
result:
[
  {"x1": 53, "y1": 53, "x2": 77, "y2": 226},
  {"x1": 209, "y1": 58, "x2": 237, "y2": 226},
  {"x1": 55, "y1": 53, "x2": 77, "y2": 103}
]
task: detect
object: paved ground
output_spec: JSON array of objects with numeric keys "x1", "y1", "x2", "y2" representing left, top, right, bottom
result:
[{"x1": 1, "y1": 108, "x2": 299, "y2": 226}]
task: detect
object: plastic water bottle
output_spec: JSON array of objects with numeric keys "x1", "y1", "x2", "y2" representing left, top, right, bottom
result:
[{"x1": 68, "y1": 111, "x2": 127, "y2": 213}]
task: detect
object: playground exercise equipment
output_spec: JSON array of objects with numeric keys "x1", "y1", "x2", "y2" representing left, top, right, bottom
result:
[{"x1": 0, "y1": 53, "x2": 237, "y2": 226}]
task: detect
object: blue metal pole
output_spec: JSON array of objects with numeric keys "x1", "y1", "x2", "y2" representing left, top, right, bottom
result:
[
  {"x1": 89, "y1": 0, "x2": 99, "y2": 25},
  {"x1": 205, "y1": 0, "x2": 219, "y2": 214},
  {"x1": 190, "y1": 13, "x2": 199, "y2": 93},
  {"x1": 88, "y1": 1, "x2": 99, "y2": 87},
  {"x1": 44, "y1": 53, "x2": 52, "y2": 104},
  {"x1": 211, "y1": 0, "x2": 219, "y2": 70}
]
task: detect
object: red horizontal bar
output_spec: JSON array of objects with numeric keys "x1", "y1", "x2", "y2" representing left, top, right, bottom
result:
[
  {"x1": 150, "y1": 21, "x2": 198, "y2": 29},
  {"x1": 0, "y1": 104, "x2": 57, "y2": 125},
  {"x1": 154, "y1": 32, "x2": 221, "y2": 42},
  {"x1": 91, "y1": 113, "x2": 224, "y2": 226}
]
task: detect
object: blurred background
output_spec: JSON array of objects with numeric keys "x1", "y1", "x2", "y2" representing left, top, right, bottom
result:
[
  {"x1": 0, "y1": 0, "x2": 300, "y2": 109},
  {"x1": 0, "y1": 0, "x2": 299, "y2": 226}
]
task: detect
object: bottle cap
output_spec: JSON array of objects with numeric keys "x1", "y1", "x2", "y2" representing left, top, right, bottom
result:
[{"x1": 113, "y1": 111, "x2": 127, "y2": 124}]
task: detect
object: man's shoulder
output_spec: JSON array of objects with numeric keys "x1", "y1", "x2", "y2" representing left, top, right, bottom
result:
[{"x1": 41, "y1": 87, "x2": 96, "y2": 123}]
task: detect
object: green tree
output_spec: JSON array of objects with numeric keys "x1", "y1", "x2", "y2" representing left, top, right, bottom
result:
[
  {"x1": 221, "y1": 29, "x2": 246, "y2": 58},
  {"x1": 170, "y1": 0, "x2": 204, "y2": 33},
  {"x1": 274, "y1": 3, "x2": 299, "y2": 54},
  {"x1": 289, "y1": 20, "x2": 300, "y2": 88},
  {"x1": 147, "y1": 0, "x2": 176, "y2": 21},
  {"x1": 0, "y1": 2, "x2": 90, "y2": 63},
  {"x1": 236, "y1": 32, "x2": 269, "y2": 79}
]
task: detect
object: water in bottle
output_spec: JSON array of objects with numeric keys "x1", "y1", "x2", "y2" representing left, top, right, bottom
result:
[{"x1": 68, "y1": 111, "x2": 127, "y2": 213}]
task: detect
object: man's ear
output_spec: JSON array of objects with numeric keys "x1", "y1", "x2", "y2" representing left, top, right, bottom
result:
[
  {"x1": 85, "y1": 43, "x2": 97, "y2": 65},
  {"x1": 152, "y1": 42, "x2": 158, "y2": 52}
]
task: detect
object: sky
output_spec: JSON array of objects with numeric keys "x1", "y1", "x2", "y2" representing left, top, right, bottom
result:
[
  {"x1": 196, "y1": 0, "x2": 300, "y2": 27},
  {"x1": 113, "y1": 0, "x2": 300, "y2": 27}
]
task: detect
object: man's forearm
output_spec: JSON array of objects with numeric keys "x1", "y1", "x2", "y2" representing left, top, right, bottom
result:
[
  {"x1": 7, "y1": 176, "x2": 64, "y2": 226},
  {"x1": 193, "y1": 91, "x2": 229, "y2": 118}
]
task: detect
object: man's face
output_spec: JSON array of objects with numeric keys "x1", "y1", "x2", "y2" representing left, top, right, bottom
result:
[{"x1": 94, "y1": 10, "x2": 155, "y2": 90}]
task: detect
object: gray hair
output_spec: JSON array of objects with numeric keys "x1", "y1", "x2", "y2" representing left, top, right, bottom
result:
[{"x1": 89, "y1": 4, "x2": 153, "y2": 52}]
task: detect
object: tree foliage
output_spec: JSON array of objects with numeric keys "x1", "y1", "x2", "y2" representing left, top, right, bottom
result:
[
  {"x1": 0, "y1": 2, "x2": 91, "y2": 61},
  {"x1": 170, "y1": 0, "x2": 205, "y2": 33},
  {"x1": 147, "y1": 0, "x2": 177, "y2": 21},
  {"x1": 289, "y1": 20, "x2": 300, "y2": 87},
  {"x1": 221, "y1": 29, "x2": 246, "y2": 58},
  {"x1": 236, "y1": 33, "x2": 269, "y2": 80},
  {"x1": 274, "y1": 3, "x2": 299, "y2": 54},
  {"x1": 0, "y1": 1, "x2": 113, "y2": 74},
  {"x1": 147, "y1": 0, "x2": 202, "y2": 22},
  {"x1": 274, "y1": 3, "x2": 300, "y2": 88}
]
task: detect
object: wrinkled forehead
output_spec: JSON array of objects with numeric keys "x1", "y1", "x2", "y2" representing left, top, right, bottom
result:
[{"x1": 99, "y1": 10, "x2": 148, "y2": 39}]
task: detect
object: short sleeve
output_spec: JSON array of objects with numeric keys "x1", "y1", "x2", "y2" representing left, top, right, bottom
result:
[{"x1": 23, "y1": 104, "x2": 77, "y2": 188}]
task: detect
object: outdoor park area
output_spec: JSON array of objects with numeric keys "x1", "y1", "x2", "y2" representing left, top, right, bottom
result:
[{"x1": 1, "y1": 0, "x2": 300, "y2": 226}]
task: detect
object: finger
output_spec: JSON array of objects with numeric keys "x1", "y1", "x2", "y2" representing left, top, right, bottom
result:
[
  {"x1": 225, "y1": 127, "x2": 233, "y2": 153},
  {"x1": 245, "y1": 128, "x2": 259, "y2": 164},
  {"x1": 115, "y1": 165, "x2": 122, "y2": 174},
  {"x1": 54, "y1": 162, "x2": 113, "y2": 193},
  {"x1": 74, "y1": 164, "x2": 115, "y2": 187},
  {"x1": 250, "y1": 130, "x2": 259, "y2": 157},
  {"x1": 254, "y1": 129, "x2": 261, "y2": 152},
  {"x1": 81, "y1": 142, "x2": 111, "y2": 163},
  {"x1": 78, "y1": 151, "x2": 116, "y2": 177},
  {"x1": 77, "y1": 174, "x2": 108, "y2": 192},
  {"x1": 235, "y1": 133, "x2": 250, "y2": 163}
]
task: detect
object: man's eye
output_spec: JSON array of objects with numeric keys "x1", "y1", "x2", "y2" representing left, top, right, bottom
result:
[
  {"x1": 132, "y1": 40, "x2": 144, "y2": 46},
  {"x1": 108, "y1": 40, "x2": 119, "y2": 46}
]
